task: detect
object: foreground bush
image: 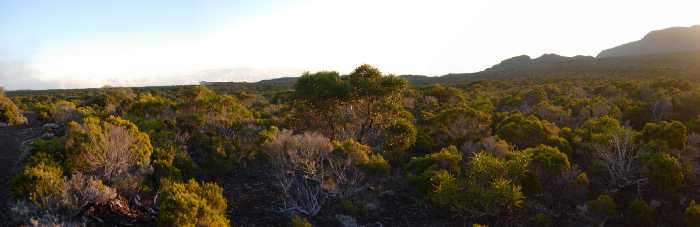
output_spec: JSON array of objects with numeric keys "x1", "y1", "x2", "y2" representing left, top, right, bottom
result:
[
  {"x1": 264, "y1": 129, "x2": 334, "y2": 216},
  {"x1": 64, "y1": 116, "x2": 153, "y2": 192},
  {"x1": 11, "y1": 158, "x2": 65, "y2": 205},
  {"x1": 11, "y1": 116, "x2": 156, "y2": 224},
  {"x1": 685, "y1": 200, "x2": 700, "y2": 227},
  {"x1": 158, "y1": 179, "x2": 229, "y2": 227}
]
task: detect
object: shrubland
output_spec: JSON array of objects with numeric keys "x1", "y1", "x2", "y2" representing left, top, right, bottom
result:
[{"x1": 5, "y1": 64, "x2": 700, "y2": 226}]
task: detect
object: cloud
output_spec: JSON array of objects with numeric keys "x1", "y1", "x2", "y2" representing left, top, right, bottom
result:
[{"x1": 0, "y1": 55, "x2": 54, "y2": 90}]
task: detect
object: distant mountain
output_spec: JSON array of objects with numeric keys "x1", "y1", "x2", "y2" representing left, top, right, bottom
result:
[
  {"x1": 433, "y1": 50, "x2": 700, "y2": 84},
  {"x1": 484, "y1": 54, "x2": 595, "y2": 73},
  {"x1": 598, "y1": 25, "x2": 700, "y2": 58}
]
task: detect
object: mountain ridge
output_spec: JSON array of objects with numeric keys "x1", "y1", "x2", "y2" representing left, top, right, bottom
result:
[{"x1": 597, "y1": 25, "x2": 700, "y2": 58}]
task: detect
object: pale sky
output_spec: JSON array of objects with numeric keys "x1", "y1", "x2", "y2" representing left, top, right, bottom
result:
[{"x1": 1, "y1": 0, "x2": 698, "y2": 90}]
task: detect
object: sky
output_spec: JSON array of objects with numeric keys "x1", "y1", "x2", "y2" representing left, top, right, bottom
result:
[{"x1": 1, "y1": 0, "x2": 699, "y2": 90}]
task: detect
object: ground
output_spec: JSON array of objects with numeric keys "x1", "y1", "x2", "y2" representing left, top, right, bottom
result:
[{"x1": 0, "y1": 113, "x2": 42, "y2": 219}]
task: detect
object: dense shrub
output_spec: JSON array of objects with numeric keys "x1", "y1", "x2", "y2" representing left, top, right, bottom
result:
[
  {"x1": 64, "y1": 116, "x2": 153, "y2": 192},
  {"x1": 587, "y1": 194, "x2": 618, "y2": 222},
  {"x1": 640, "y1": 120, "x2": 688, "y2": 151},
  {"x1": 526, "y1": 145, "x2": 571, "y2": 178},
  {"x1": 158, "y1": 179, "x2": 229, "y2": 227},
  {"x1": 408, "y1": 145, "x2": 463, "y2": 174},
  {"x1": 291, "y1": 214, "x2": 312, "y2": 227},
  {"x1": 11, "y1": 159, "x2": 65, "y2": 205},
  {"x1": 380, "y1": 119, "x2": 417, "y2": 161},
  {"x1": 49, "y1": 100, "x2": 80, "y2": 123},
  {"x1": 625, "y1": 198, "x2": 653, "y2": 227},
  {"x1": 685, "y1": 200, "x2": 700, "y2": 227},
  {"x1": 0, "y1": 88, "x2": 27, "y2": 125},
  {"x1": 495, "y1": 112, "x2": 559, "y2": 149},
  {"x1": 643, "y1": 152, "x2": 685, "y2": 195},
  {"x1": 428, "y1": 107, "x2": 491, "y2": 147},
  {"x1": 11, "y1": 66, "x2": 700, "y2": 226}
]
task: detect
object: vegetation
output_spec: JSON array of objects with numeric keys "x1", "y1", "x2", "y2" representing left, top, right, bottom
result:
[
  {"x1": 0, "y1": 88, "x2": 26, "y2": 125},
  {"x1": 5, "y1": 64, "x2": 700, "y2": 226}
]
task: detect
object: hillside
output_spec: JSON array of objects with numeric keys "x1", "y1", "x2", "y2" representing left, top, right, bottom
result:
[
  {"x1": 439, "y1": 50, "x2": 700, "y2": 83},
  {"x1": 598, "y1": 25, "x2": 700, "y2": 58}
]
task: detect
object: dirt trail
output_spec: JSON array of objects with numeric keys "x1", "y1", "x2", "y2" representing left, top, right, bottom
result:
[{"x1": 0, "y1": 114, "x2": 43, "y2": 212}]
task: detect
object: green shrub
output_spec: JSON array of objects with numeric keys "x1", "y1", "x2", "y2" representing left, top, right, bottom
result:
[
  {"x1": 0, "y1": 88, "x2": 27, "y2": 125},
  {"x1": 484, "y1": 178, "x2": 524, "y2": 213},
  {"x1": 157, "y1": 179, "x2": 230, "y2": 227},
  {"x1": 575, "y1": 172, "x2": 590, "y2": 186},
  {"x1": 495, "y1": 112, "x2": 558, "y2": 149},
  {"x1": 424, "y1": 170, "x2": 461, "y2": 207},
  {"x1": 408, "y1": 145, "x2": 462, "y2": 174},
  {"x1": 152, "y1": 146, "x2": 196, "y2": 181},
  {"x1": 685, "y1": 200, "x2": 700, "y2": 227},
  {"x1": 364, "y1": 153, "x2": 390, "y2": 174},
  {"x1": 643, "y1": 152, "x2": 685, "y2": 194},
  {"x1": 291, "y1": 214, "x2": 312, "y2": 227},
  {"x1": 64, "y1": 116, "x2": 153, "y2": 173},
  {"x1": 534, "y1": 213, "x2": 553, "y2": 227},
  {"x1": 526, "y1": 145, "x2": 571, "y2": 177},
  {"x1": 11, "y1": 159, "x2": 65, "y2": 204},
  {"x1": 467, "y1": 152, "x2": 507, "y2": 184},
  {"x1": 381, "y1": 119, "x2": 417, "y2": 154},
  {"x1": 640, "y1": 121, "x2": 688, "y2": 151},
  {"x1": 576, "y1": 116, "x2": 623, "y2": 145},
  {"x1": 625, "y1": 198, "x2": 653, "y2": 227},
  {"x1": 542, "y1": 136, "x2": 572, "y2": 157},
  {"x1": 588, "y1": 194, "x2": 617, "y2": 219},
  {"x1": 335, "y1": 139, "x2": 371, "y2": 165},
  {"x1": 428, "y1": 107, "x2": 490, "y2": 147}
]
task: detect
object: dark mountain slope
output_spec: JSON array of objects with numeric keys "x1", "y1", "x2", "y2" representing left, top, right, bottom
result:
[
  {"x1": 437, "y1": 50, "x2": 700, "y2": 83},
  {"x1": 598, "y1": 25, "x2": 700, "y2": 58}
]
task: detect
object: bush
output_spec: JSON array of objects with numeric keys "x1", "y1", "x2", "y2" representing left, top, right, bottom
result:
[
  {"x1": 60, "y1": 173, "x2": 118, "y2": 212},
  {"x1": 64, "y1": 117, "x2": 153, "y2": 193},
  {"x1": 11, "y1": 160, "x2": 65, "y2": 205},
  {"x1": 478, "y1": 178, "x2": 524, "y2": 216},
  {"x1": 625, "y1": 198, "x2": 653, "y2": 227},
  {"x1": 685, "y1": 200, "x2": 700, "y2": 227},
  {"x1": 466, "y1": 152, "x2": 507, "y2": 184},
  {"x1": 534, "y1": 212, "x2": 553, "y2": 227},
  {"x1": 424, "y1": 169, "x2": 461, "y2": 207},
  {"x1": 587, "y1": 194, "x2": 617, "y2": 221},
  {"x1": 408, "y1": 145, "x2": 463, "y2": 174},
  {"x1": 495, "y1": 112, "x2": 558, "y2": 149},
  {"x1": 640, "y1": 121, "x2": 688, "y2": 151},
  {"x1": 152, "y1": 146, "x2": 196, "y2": 181},
  {"x1": 576, "y1": 116, "x2": 623, "y2": 146},
  {"x1": 158, "y1": 179, "x2": 229, "y2": 227},
  {"x1": 291, "y1": 214, "x2": 312, "y2": 227},
  {"x1": 428, "y1": 107, "x2": 490, "y2": 147},
  {"x1": 263, "y1": 129, "x2": 334, "y2": 216},
  {"x1": 364, "y1": 153, "x2": 390, "y2": 174},
  {"x1": 381, "y1": 119, "x2": 417, "y2": 161},
  {"x1": 0, "y1": 88, "x2": 27, "y2": 125},
  {"x1": 49, "y1": 100, "x2": 80, "y2": 123},
  {"x1": 643, "y1": 152, "x2": 685, "y2": 195},
  {"x1": 335, "y1": 139, "x2": 371, "y2": 165},
  {"x1": 526, "y1": 145, "x2": 571, "y2": 177}
]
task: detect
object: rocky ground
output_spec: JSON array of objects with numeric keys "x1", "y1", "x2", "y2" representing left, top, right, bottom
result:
[{"x1": 0, "y1": 113, "x2": 43, "y2": 219}]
